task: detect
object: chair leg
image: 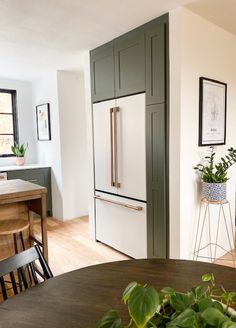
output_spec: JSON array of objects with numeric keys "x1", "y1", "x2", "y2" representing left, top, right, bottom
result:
[
  {"x1": 13, "y1": 234, "x2": 23, "y2": 292},
  {"x1": 13, "y1": 233, "x2": 18, "y2": 254},
  {"x1": 19, "y1": 232, "x2": 32, "y2": 286}
]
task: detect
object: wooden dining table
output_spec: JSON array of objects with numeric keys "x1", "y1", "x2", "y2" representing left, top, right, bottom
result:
[{"x1": 0, "y1": 259, "x2": 236, "y2": 327}]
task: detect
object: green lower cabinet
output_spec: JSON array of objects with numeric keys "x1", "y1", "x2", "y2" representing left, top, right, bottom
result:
[
  {"x1": 146, "y1": 104, "x2": 167, "y2": 258},
  {"x1": 6, "y1": 168, "x2": 52, "y2": 217}
]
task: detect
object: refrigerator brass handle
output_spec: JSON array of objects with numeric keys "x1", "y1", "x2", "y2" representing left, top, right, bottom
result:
[
  {"x1": 110, "y1": 107, "x2": 115, "y2": 187},
  {"x1": 94, "y1": 195, "x2": 143, "y2": 211},
  {"x1": 113, "y1": 106, "x2": 120, "y2": 188}
]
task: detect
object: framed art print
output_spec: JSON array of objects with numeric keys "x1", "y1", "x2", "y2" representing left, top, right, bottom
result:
[
  {"x1": 199, "y1": 77, "x2": 227, "y2": 146},
  {"x1": 36, "y1": 103, "x2": 51, "y2": 141}
]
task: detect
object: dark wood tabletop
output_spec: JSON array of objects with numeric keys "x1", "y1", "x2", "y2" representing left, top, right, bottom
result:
[{"x1": 0, "y1": 259, "x2": 236, "y2": 327}]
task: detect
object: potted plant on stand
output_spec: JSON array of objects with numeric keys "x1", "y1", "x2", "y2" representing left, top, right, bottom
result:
[
  {"x1": 11, "y1": 143, "x2": 28, "y2": 166},
  {"x1": 194, "y1": 146, "x2": 236, "y2": 202}
]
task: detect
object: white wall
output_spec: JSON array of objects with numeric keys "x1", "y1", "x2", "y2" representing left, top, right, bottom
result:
[
  {"x1": 57, "y1": 70, "x2": 88, "y2": 220},
  {"x1": 83, "y1": 51, "x2": 96, "y2": 239},
  {"x1": 32, "y1": 72, "x2": 63, "y2": 219},
  {"x1": 0, "y1": 78, "x2": 37, "y2": 166},
  {"x1": 169, "y1": 8, "x2": 236, "y2": 259}
]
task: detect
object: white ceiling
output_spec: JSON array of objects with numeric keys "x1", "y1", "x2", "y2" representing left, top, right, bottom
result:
[
  {"x1": 186, "y1": 0, "x2": 236, "y2": 36},
  {"x1": 0, "y1": 0, "x2": 195, "y2": 81},
  {"x1": 1, "y1": 0, "x2": 236, "y2": 81}
]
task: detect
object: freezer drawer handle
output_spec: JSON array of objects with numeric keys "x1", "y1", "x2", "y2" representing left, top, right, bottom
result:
[{"x1": 94, "y1": 195, "x2": 143, "y2": 211}]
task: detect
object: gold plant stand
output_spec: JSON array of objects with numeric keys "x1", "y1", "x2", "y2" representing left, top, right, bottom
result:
[{"x1": 193, "y1": 198, "x2": 236, "y2": 267}]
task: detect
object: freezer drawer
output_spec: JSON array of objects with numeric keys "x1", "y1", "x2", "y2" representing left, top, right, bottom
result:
[{"x1": 95, "y1": 192, "x2": 147, "y2": 258}]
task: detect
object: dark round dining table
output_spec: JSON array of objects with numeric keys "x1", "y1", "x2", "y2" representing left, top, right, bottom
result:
[{"x1": 0, "y1": 259, "x2": 236, "y2": 327}]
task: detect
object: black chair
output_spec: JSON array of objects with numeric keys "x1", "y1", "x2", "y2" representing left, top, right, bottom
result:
[{"x1": 0, "y1": 245, "x2": 53, "y2": 301}]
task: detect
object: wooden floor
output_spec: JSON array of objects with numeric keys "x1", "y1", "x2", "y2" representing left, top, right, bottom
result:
[
  {"x1": 0, "y1": 216, "x2": 235, "y2": 303},
  {"x1": 38, "y1": 217, "x2": 235, "y2": 275},
  {"x1": 35, "y1": 216, "x2": 129, "y2": 276},
  {"x1": 1, "y1": 216, "x2": 235, "y2": 277}
]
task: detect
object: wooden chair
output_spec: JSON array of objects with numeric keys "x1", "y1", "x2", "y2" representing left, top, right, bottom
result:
[
  {"x1": 0, "y1": 245, "x2": 53, "y2": 301},
  {"x1": 0, "y1": 219, "x2": 30, "y2": 254}
]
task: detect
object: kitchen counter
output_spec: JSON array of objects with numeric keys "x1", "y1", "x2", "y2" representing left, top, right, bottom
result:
[{"x1": 0, "y1": 164, "x2": 49, "y2": 172}]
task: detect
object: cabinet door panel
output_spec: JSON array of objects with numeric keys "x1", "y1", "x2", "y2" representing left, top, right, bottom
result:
[
  {"x1": 93, "y1": 99, "x2": 118, "y2": 194},
  {"x1": 96, "y1": 192, "x2": 147, "y2": 258},
  {"x1": 116, "y1": 94, "x2": 146, "y2": 201},
  {"x1": 145, "y1": 24, "x2": 166, "y2": 105},
  {"x1": 146, "y1": 104, "x2": 167, "y2": 258},
  {"x1": 114, "y1": 31, "x2": 145, "y2": 97},
  {"x1": 90, "y1": 42, "x2": 115, "y2": 102},
  {"x1": 7, "y1": 169, "x2": 44, "y2": 185}
]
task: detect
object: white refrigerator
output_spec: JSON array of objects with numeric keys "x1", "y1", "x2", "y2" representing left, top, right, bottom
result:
[{"x1": 93, "y1": 93, "x2": 147, "y2": 258}]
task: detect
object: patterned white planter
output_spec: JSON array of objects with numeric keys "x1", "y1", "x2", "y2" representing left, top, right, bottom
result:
[{"x1": 202, "y1": 182, "x2": 226, "y2": 202}]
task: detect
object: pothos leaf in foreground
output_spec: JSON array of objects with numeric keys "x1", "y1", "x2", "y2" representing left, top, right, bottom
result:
[
  {"x1": 97, "y1": 310, "x2": 123, "y2": 328},
  {"x1": 122, "y1": 281, "x2": 138, "y2": 304},
  {"x1": 201, "y1": 307, "x2": 229, "y2": 326},
  {"x1": 166, "y1": 308, "x2": 198, "y2": 328},
  {"x1": 128, "y1": 285, "x2": 159, "y2": 328}
]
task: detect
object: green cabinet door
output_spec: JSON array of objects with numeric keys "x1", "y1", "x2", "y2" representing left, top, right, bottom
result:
[
  {"x1": 90, "y1": 42, "x2": 115, "y2": 102},
  {"x1": 114, "y1": 29, "x2": 145, "y2": 97},
  {"x1": 146, "y1": 104, "x2": 167, "y2": 258},
  {"x1": 145, "y1": 23, "x2": 166, "y2": 105}
]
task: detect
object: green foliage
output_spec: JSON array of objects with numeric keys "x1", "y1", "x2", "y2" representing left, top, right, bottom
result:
[
  {"x1": 194, "y1": 147, "x2": 236, "y2": 183},
  {"x1": 97, "y1": 273, "x2": 236, "y2": 328},
  {"x1": 11, "y1": 143, "x2": 28, "y2": 157}
]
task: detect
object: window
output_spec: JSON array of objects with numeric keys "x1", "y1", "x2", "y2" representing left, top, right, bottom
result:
[{"x1": 0, "y1": 89, "x2": 18, "y2": 157}]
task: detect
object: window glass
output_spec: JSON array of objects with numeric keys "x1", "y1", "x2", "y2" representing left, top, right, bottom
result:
[
  {"x1": 0, "y1": 135, "x2": 14, "y2": 154},
  {"x1": 0, "y1": 90, "x2": 18, "y2": 156},
  {"x1": 0, "y1": 115, "x2": 14, "y2": 134},
  {"x1": 0, "y1": 93, "x2": 12, "y2": 113}
]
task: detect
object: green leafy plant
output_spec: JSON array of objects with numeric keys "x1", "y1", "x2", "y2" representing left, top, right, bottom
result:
[
  {"x1": 11, "y1": 143, "x2": 28, "y2": 157},
  {"x1": 97, "y1": 273, "x2": 236, "y2": 328},
  {"x1": 194, "y1": 147, "x2": 236, "y2": 183}
]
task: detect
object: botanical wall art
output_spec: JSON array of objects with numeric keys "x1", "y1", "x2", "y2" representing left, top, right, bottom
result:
[
  {"x1": 198, "y1": 77, "x2": 227, "y2": 146},
  {"x1": 36, "y1": 103, "x2": 51, "y2": 141}
]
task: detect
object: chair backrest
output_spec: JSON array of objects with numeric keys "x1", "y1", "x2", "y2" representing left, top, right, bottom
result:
[{"x1": 0, "y1": 245, "x2": 53, "y2": 301}]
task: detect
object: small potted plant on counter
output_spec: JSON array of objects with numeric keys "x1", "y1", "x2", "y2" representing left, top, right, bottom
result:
[
  {"x1": 97, "y1": 273, "x2": 236, "y2": 328},
  {"x1": 194, "y1": 146, "x2": 236, "y2": 202},
  {"x1": 11, "y1": 143, "x2": 28, "y2": 166}
]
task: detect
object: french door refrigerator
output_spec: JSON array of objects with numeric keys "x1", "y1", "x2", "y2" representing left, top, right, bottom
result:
[{"x1": 93, "y1": 93, "x2": 147, "y2": 258}]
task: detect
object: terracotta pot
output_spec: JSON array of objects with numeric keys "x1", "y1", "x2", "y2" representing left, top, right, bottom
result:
[
  {"x1": 15, "y1": 157, "x2": 25, "y2": 166},
  {"x1": 202, "y1": 182, "x2": 226, "y2": 202}
]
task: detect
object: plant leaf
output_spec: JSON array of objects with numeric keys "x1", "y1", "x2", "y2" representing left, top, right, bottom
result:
[
  {"x1": 201, "y1": 308, "x2": 229, "y2": 326},
  {"x1": 122, "y1": 281, "x2": 138, "y2": 304},
  {"x1": 128, "y1": 285, "x2": 159, "y2": 328},
  {"x1": 169, "y1": 292, "x2": 194, "y2": 312},
  {"x1": 161, "y1": 287, "x2": 175, "y2": 295},
  {"x1": 97, "y1": 310, "x2": 123, "y2": 328},
  {"x1": 222, "y1": 322, "x2": 236, "y2": 328},
  {"x1": 166, "y1": 308, "x2": 197, "y2": 328},
  {"x1": 201, "y1": 273, "x2": 212, "y2": 282}
]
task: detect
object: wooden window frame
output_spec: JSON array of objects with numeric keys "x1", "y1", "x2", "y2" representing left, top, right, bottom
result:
[{"x1": 0, "y1": 89, "x2": 19, "y2": 157}]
